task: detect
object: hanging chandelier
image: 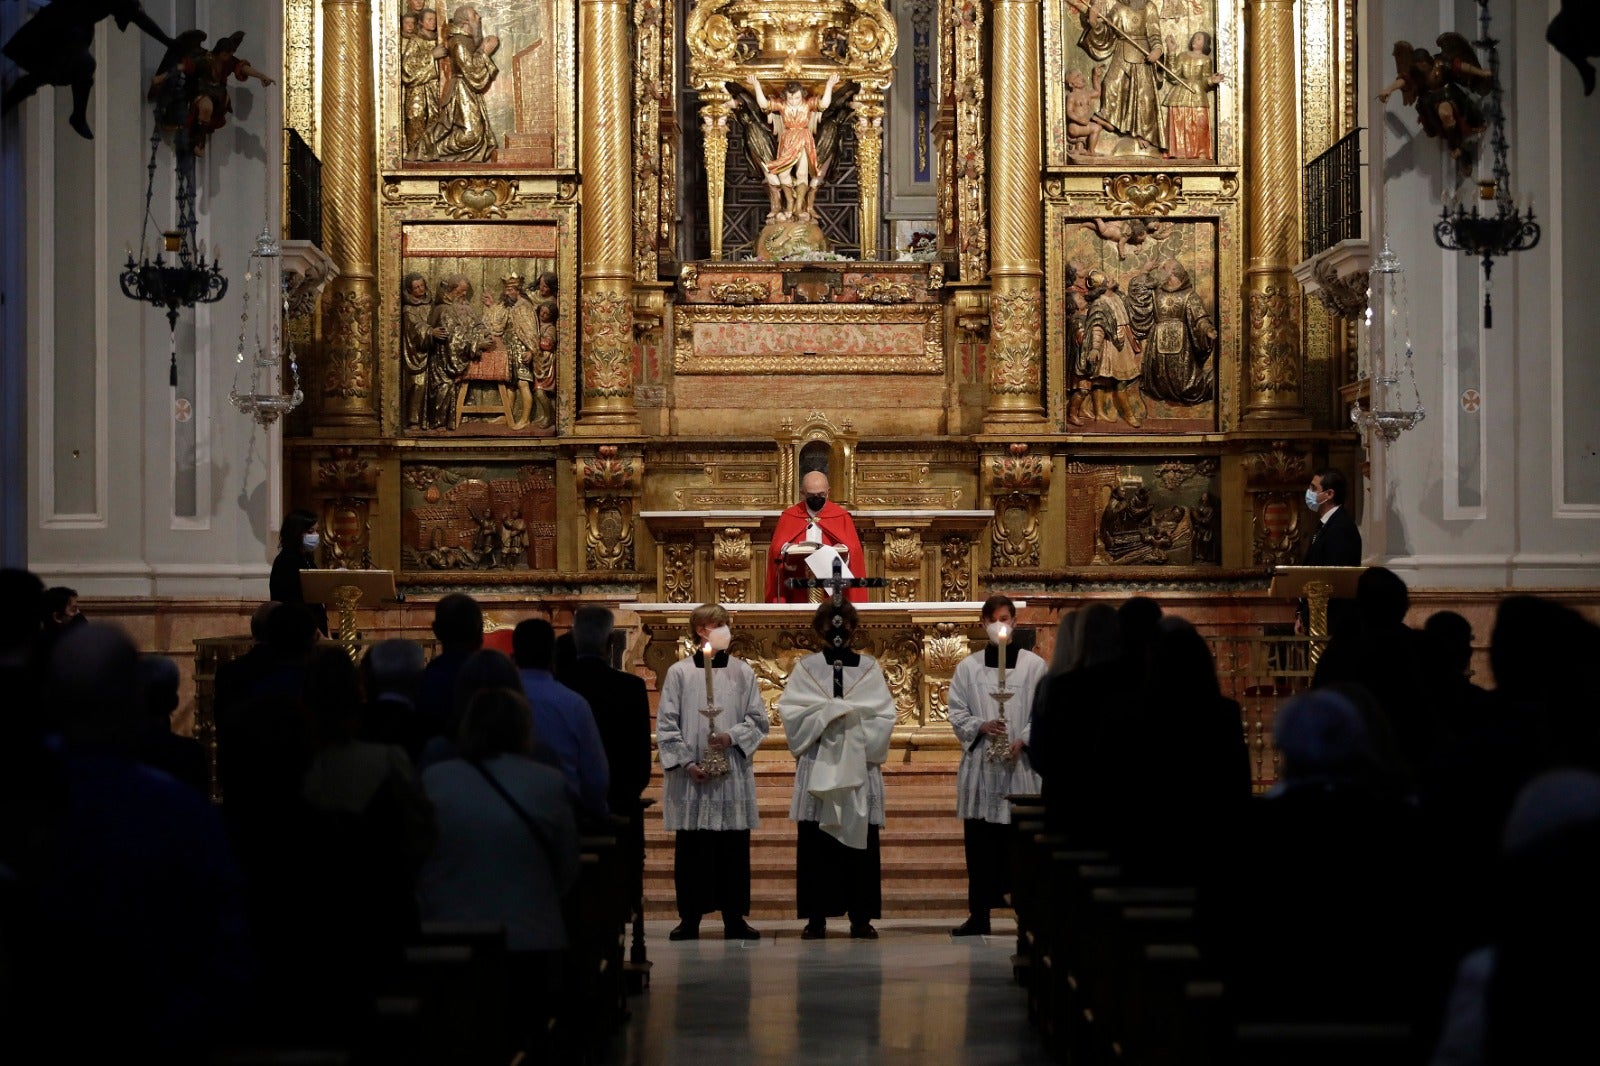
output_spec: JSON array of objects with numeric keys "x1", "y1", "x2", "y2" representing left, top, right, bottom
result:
[
  {"x1": 1352, "y1": 238, "x2": 1425, "y2": 444},
  {"x1": 229, "y1": 225, "x2": 304, "y2": 425},
  {"x1": 1432, "y1": 0, "x2": 1539, "y2": 328},
  {"x1": 119, "y1": 133, "x2": 228, "y2": 383}
]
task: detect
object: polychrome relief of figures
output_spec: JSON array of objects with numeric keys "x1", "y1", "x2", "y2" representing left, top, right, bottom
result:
[
  {"x1": 395, "y1": 0, "x2": 565, "y2": 166},
  {"x1": 400, "y1": 260, "x2": 559, "y2": 435},
  {"x1": 401, "y1": 464, "x2": 557, "y2": 572},
  {"x1": 1062, "y1": 217, "x2": 1218, "y2": 432},
  {"x1": 1061, "y1": 460, "x2": 1221, "y2": 567},
  {"x1": 1050, "y1": 0, "x2": 1223, "y2": 163}
]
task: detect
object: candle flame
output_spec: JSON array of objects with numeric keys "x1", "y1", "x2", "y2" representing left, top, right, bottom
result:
[{"x1": 996, "y1": 625, "x2": 1010, "y2": 642}]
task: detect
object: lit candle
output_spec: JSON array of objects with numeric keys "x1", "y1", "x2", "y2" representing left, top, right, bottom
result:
[
  {"x1": 703, "y1": 641, "x2": 715, "y2": 705},
  {"x1": 994, "y1": 623, "x2": 1010, "y2": 693}
]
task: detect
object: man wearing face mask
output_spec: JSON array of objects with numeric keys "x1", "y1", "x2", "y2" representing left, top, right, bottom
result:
[
  {"x1": 655, "y1": 602, "x2": 770, "y2": 940},
  {"x1": 1296, "y1": 467, "x2": 1362, "y2": 634},
  {"x1": 947, "y1": 594, "x2": 1046, "y2": 937},
  {"x1": 765, "y1": 470, "x2": 867, "y2": 603}
]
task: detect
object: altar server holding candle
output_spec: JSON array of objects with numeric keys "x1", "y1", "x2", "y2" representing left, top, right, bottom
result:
[
  {"x1": 947, "y1": 594, "x2": 1047, "y2": 936},
  {"x1": 655, "y1": 602, "x2": 770, "y2": 941}
]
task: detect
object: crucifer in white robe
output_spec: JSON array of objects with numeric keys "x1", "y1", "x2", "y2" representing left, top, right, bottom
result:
[
  {"x1": 948, "y1": 647, "x2": 1047, "y2": 824},
  {"x1": 778, "y1": 652, "x2": 897, "y2": 849}
]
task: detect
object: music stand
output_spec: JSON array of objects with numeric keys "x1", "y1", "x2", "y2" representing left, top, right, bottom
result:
[
  {"x1": 299, "y1": 569, "x2": 398, "y2": 659},
  {"x1": 1267, "y1": 565, "x2": 1366, "y2": 669}
]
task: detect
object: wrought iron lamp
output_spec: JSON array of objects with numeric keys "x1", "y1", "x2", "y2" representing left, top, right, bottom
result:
[
  {"x1": 229, "y1": 225, "x2": 304, "y2": 426},
  {"x1": 119, "y1": 133, "x2": 228, "y2": 383},
  {"x1": 1352, "y1": 238, "x2": 1425, "y2": 444},
  {"x1": 1432, "y1": 0, "x2": 1539, "y2": 328}
]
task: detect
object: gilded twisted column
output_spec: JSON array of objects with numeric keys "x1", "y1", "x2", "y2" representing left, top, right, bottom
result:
[
  {"x1": 317, "y1": 0, "x2": 379, "y2": 430},
  {"x1": 983, "y1": 0, "x2": 1045, "y2": 426},
  {"x1": 1242, "y1": 0, "x2": 1306, "y2": 421},
  {"x1": 577, "y1": 0, "x2": 640, "y2": 430}
]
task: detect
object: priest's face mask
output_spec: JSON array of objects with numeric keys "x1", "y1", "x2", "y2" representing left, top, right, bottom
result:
[{"x1": 802, "y1": 473, "x2": 829, "y2": 513}]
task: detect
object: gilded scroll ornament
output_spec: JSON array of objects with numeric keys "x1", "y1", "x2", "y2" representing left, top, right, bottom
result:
[
  {"x1": 886, "y1": 578, "x2": 918, "y2": 603},
  {"x1": 315, "y1": 447, "x2": 379, "y2": 493},
  {"x1": 435, "y1": 178, "x2": 520, "y2": 220},
  {"x1": 1307, "y1": 258, "x2": 1370, "y2": 320},
  {"x1": 580, "y1": 291, "x2": 635, "y2": 399},
  {"x1": 716, "y1": 577, "x2": 750, "y2": 604},
  {"x1": 927, "y1": 263, "x2": 944, "y2": 290},
  {"x1": 953, "y1": 0, "x2": 988, "y2": 279},
  {"x1": 1244, "y1": 441, "x2": 1310, "y2": 485},
  {"x1": 713, "y1": 528, "x2": 752, "y2": 570},
  {"x1": 875, "y1": 631, "x2": 923, "y2": 723},
  {"x1": 883, "y1": 528, "x2": 925, "y2": 571},
  {"x1": 708, "y1": 277, "x2": 771, "y2": 305},
  {"x1": 585, "y1": 496, "x2": 635, "y2": 570},
  {"x1": 855, "y1": 278, "x2": 914, "y2": 304},
  {"x1": 663, "y1": 541, "x2": 697, "y2": 603},
  {"x1": 940, "y1": 535, "x2": 971, "y2": 601},
  {"x1": 1101, "y1": 173, "x2": 1184, "y2": 216},
  {"x1": 992, "y1": 492, "x2": 1042, "y2": 569},
  {"x1": 921, "y1": 622, "x2": 970, "y2": 722},
  {"x1": 1252, "y1": 490, "x2": 1305, "y2": 566},
  {"x1": 679, "y1": 264, "x2": 700, "y2": 293}
]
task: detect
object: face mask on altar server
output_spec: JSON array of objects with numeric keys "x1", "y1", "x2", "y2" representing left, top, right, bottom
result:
[
  {"x1": 985, "y1": 621, "x2": 1012, "y2": 645},
  {"x1": 805, "y1": 493, "x2": 827, "y2": 512},
  {"x1": 707, "y1": 625, "x2": 732, "y2": 651}
]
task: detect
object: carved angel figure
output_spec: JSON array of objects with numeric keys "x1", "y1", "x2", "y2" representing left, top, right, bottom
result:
[
  {"x1": 1379, "y1": 33, "x2": 1495, "y2": 174},
  {"x1": 1080, "y1": 216, "x2": 1174, "y2": 260},
  {"x1": 147, "y1": 29, "x2": 275, "y2": 157},
  {"x1": 729, "y1": 75, "x2": 856, "y2": 222}
]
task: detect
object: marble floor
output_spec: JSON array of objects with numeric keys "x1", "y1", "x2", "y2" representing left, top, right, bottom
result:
[{"x1": 600, "y1": 919, "x2": 1057, "y2": 1066}]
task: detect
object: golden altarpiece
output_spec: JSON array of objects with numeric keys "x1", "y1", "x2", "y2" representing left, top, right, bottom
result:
[{"x1": 279, "y1": 0, "x2": 1362, "y2": 736}]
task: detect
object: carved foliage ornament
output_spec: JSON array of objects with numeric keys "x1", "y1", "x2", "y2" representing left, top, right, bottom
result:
[
  {"x1": 1309, "y1": 257, "x2": 1371, "y2": 320},
  {"x1": 1244, "y1": 441, "x2": 1310, "y2": 486},
  {"x1": 708, "y1": 277, "x2": 771, "y2": 305},
  {"x1": 1247, "y1": 285, "x2": 1301, "y2": 395},
  {"x1": 586, "y1": 495, "x2": 635, "y2": 570},
  {"x1": 940, "y1": 535, "x2": 971, "y2": 601},
  {"x1": 663, "y1": 540, "x2": 696, "y2": 603},
  {"x1": 991, "y1": 493, "x2": 1042, "y2": 569},
  {"x1": 987, "y1": 290, "x2": 1043, "y2": 392},
  {"x1": 985, "y1": 443, "x2": 1053, "y2": 495},
  {"x1": 1101, "y1": 173, "x2": 1184, "y2": 217},
  {"x1": 855, "y1": 278, "x2": 914, "y2": 304},
  {"x1": 714, "y1": 527, "x2": 752, "y2": 570},
  {"x1": 322, "y1": 288, "x2": 374, "y2": 399},
  {"x1": 315, "y1": 446, "x2": 379, "y2": 493},
  {"x1": 581, "y1": 292, "x2": 635, "y2": 398},
  {"x1": 577, "y1": 445, "x2": 641, "y2": 494},
  {"x1": 435, "y1": 178, "x2": 520, "y2": 219}
]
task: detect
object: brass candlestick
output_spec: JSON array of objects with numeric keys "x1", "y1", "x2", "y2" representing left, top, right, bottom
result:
[{"x1": 699, "y1": 643, "x2": 730, "y2": 777}]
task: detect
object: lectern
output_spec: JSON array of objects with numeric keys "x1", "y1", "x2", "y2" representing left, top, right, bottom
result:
[
  {"x1": 1267, "y1": 565, "x2": 1366, "y2": 670},
  {"x1": 299, "y1": 569, "x2": 398, "y2": 661},
  {"x1": 778, "y1": 542, "x2": 851, "y2": 603}
]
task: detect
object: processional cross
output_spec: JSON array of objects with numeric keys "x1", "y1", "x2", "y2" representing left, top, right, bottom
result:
[{"x1": 787, "y1": 556, "x2": 885, "y2": 697}]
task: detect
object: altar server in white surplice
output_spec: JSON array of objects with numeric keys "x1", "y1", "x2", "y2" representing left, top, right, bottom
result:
[
  {"x1": 656, "y1": 602, "x2": 769, "y2": 941},
  {"x1": 778, "y1": 600, "x2": 897, "y2": 940},
  {"x1": 947, "y1": 594, "x2": 1046, "y2": 937}
]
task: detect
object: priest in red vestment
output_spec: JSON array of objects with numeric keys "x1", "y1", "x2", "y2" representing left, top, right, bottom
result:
[{"x1": 765, "y1": 471, "x2": 868, "y2": 603}]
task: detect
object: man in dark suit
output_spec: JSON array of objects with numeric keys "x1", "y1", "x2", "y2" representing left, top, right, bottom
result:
[
  {"x1": 556, "y1": 607, "x2": 653, "y2": 910},
  {"x1": 1298, "y1": 466, "x2": 1363, "y2": 634},
  {"x1": 1304, "y1": 467, "x2": 1362, "y2": 567}
]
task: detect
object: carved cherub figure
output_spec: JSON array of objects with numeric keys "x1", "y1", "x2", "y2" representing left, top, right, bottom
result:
[
  {"x1": 1065, "y1": 64, "x2": 1107, "y2": 154},
  {"x1": 1080, "y1": 216, "x2": 1175, "y2": 260},
  {"x1": 1379, "y1": 32, "x2": 1495, "y2": 174}
]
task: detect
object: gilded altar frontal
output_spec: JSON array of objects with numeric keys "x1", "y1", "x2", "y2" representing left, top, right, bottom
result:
[{"x1": 281, "y1": 0, "x2": 1362, "y2": 595}]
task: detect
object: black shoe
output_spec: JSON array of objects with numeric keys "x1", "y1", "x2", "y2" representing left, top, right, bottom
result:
[
  {"x1": 849, "y1": 923, "x2": 878, "y2": 940},
  {"x1": 950, "y1": 916, "x2": 990, "y2": 937},
  {"x1": 801, "y1": 920, "x2": 826, "y2": 940},
  {"x1": 723, "y1": 921, "x2": 761, "y2": 941},
  {"x1": 669, "y1": 921, "x2": 700, "y2": 941}
]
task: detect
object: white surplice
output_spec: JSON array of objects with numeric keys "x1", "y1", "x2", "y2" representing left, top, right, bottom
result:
[
  {"x1": 656, "y1": 653, "x2": 770, "y2": 832},
  {"x1": 778, "y1": 652, "x2": 897, "y2": 849},
  {"x1": 947, "y1": 648, "x2": 1047, "y2": 824}
]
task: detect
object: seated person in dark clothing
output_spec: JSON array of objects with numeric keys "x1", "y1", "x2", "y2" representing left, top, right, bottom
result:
[
  {"x1": 27, "y1": 624, "x2": 253, "y2": 1061},
  {"x1": 360, "y1": 638, "x2": 433, "y2": 763},
  {"x1": 1222, "y1": 690, "x2": 1428, "y2": 1029},
  {"x1": 212, "y1": 601, "x2": 279, "y2": 721},
  {"x1": 1312, "y1": 566, "x2": 1431, "y2": 779},
  {"x1": 135, "y1": 654, "x2": 209, "y2": 795},
  {"x1": 418, "y1": 593, "x2": 484, "y2": 737},
  {"x1": 1419, "y1": 609, "x2": 1494, "y2": 745},
  {"x1": 215, "y1": 603, "x2": 320, "y2": 802}
]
